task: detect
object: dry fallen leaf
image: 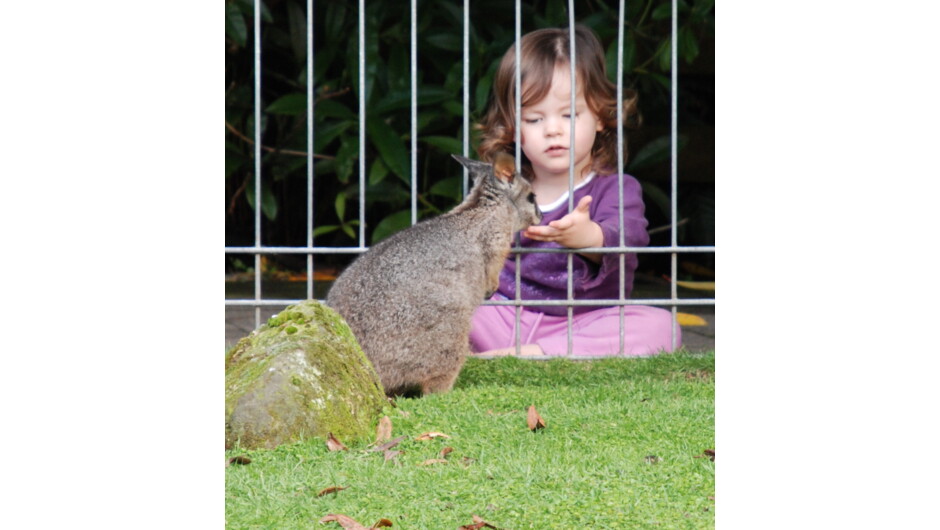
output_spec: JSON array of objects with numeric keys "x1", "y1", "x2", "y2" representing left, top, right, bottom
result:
[
  {"x1": 319, "y1": 514, "x2": 392, "y2": 529},
  {"x1": 371, "y1": 435, "x2": 408, "y2": 453},
  {"x1": 675, "y1": 280, "x2": 715, "y2": 291},
  {"x1": 458, "y1": 515, "x2": 500, "y2": 529},
  {"x1": 439, "y1": 446, "x2": 454, "y2": 459},
  {"x1": 320, "y1": 513, "x2": 369, "y2": 530},
  {"x1": 645, "y1": 455, "x2": 661, "y2": 464},
  {"x1": 384, "y1": 450, "x2": 403, "y2": 462},
  {"x1": 317, "y1": 485, "x2": 348, "y2": 497},
  {"x1": 227, "y1": 455, "x2": 252, "y2": 466},
  {"x1": 680, "y1": 261, "x2": 714, "y2": 278},
  {"x1": 693, "y1": 449, "x2": 715, "y2": 461},
  {"x1": 415, "y1": 432, "x2": 451, "y2": 441},
  {"x1": 676, "y1": 312, "x2": 708, "y2": 326},
  {"x1": 527, "y1": 406, "x2": 546, "y2": 431},
  {"x1": 486, "y1": 409, "x2": 520, "y2": 416},
  {"x1": 326, "y1": 433, "x2": 349, "y2": 452},
  {"x1": 375, "y1": 416, "x2": 392, "y2": 444},
  {"x1": 417, "y1": 459, "x2": 448, "y2": 466},
  {"x1": 664, "y1": 274, "x2": 715, "y2": 291}
]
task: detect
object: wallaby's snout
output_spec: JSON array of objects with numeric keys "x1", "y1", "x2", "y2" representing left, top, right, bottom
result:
[
  {"x1": 453, "y1": 153, "x2": 542, "y2": 230},
  {"x1": 518, "y1": 180, "x2": 541, "y2": 228},
  {"x1": 512, "y1": 184, "x2": 540, "y2": 232}
]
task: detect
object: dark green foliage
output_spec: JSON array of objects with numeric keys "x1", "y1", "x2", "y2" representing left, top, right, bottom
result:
[{"x1": 224, "y1": 0, "x2": 714, "y2": 274}]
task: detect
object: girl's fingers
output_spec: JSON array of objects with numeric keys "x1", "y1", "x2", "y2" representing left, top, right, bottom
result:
[
  {"x1": 576, "y1": 195, "x2": 593, "y2": 213},
  {"x1": 524, "y1": 226, "x2": 559, "y2": 240}
]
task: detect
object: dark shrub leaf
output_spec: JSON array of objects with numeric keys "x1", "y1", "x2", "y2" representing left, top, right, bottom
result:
[
  {"x1": 371, "y1": 210, "x2": 412, "y2": 245},
  {"x1": 366, "y1": 117, "x2": 409, "y2": 183},
  {"x1": 225, "y1": 3, "x2": 247, "y2": 47},
  {"x1": 265, "y1": 93, "x2": 307, "y2": 115}
]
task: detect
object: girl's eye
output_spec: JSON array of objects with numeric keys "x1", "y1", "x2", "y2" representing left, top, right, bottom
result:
[{"x1": 523, "y1": 118, "x2": 541, "y2": 124}]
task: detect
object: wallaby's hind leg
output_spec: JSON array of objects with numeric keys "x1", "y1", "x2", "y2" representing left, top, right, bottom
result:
[
  {"x1": 420, "y1": 356, "x2": 467, "y2": 395},
  {"x1": 420, "y1": 371, "x2": 460, "y2": 395}
]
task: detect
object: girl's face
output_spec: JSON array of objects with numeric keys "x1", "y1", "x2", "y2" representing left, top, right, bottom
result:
[{"x1": 519, "y1": 66, "x2": 603, "y2": 181}]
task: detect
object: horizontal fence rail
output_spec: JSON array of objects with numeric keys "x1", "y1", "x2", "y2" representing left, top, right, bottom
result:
[
  {"x1": 224, "y1": 246, "x2": 716, "y2": 255},
  {"x1": 226, "y1": 298, "x2": 715, "y2": 308}
]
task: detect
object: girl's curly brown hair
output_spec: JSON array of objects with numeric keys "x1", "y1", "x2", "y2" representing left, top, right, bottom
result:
[{"x1": 476, "y1": 25, "x2": 641, "y2": 181}]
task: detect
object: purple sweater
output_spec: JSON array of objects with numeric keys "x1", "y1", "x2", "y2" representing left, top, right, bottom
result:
[{"x1": 496, "y1": 172, "x2": 649, "y2": 315}]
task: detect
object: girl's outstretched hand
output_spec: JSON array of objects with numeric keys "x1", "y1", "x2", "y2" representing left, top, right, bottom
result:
[{"x1": 523, "y1": 195, "x2": 604, "y2": 257}]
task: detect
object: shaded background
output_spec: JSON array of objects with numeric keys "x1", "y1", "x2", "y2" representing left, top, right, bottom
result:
[{"x1": 224, "y1": 0, "x2": 714, "y2": 283}]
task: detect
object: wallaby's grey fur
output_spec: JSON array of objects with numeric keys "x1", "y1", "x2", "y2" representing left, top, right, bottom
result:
[{"x1": 326, "y1": 154, "x2": 541, "y2": 396}]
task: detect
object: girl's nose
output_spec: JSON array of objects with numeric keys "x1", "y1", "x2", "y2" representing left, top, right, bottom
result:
[{"x1": 545, "y1": 116, "x2": 563, "y2": 136}]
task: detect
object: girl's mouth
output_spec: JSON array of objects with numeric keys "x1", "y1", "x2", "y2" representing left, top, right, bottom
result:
[{"x1": 546, "y1": 145, "x2": 567, "y2": 154}]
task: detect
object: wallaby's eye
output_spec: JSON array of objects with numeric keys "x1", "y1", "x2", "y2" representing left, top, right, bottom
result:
[{"x1": 526, "y1": 193, "x2": 535, "y2": 203}]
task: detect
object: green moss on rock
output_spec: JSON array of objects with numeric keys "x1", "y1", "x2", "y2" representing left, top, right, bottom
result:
[{"x1": 225, "y1": 300, "x2": 387, "y2": 450}]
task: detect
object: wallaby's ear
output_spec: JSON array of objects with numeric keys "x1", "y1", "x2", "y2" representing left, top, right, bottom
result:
[
  {"x1": 451, "y1": 154, "x2": 487, "y2": 173},
  {"x1": 492, "y1": 152, "x2": 516, "y2": 183},
  {"x1": 452, "y1": 154, "x2": 490, "y2": 189}
]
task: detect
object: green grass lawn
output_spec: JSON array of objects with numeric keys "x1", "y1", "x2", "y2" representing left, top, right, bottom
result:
[{"x1": 225, "y1": 351, "x2": 715, "y2": 529}]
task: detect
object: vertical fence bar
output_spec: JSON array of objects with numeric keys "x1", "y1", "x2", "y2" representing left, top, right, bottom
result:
[
  {"x1": 410, "y1": 0, "x2": 418, "y2": 225},
  {"x1": 617, "y1": 0, "x2": 626, "y2": 355},
  {"x1": 253, "y1": 0, "x2": 263, "y2": 329},
  {"x1": 513, "y1": 0, "x2": 522, "y2": 356},
  {"x1": 462, "y1": 0, "x2": 470, "y2": 196},
  {"x1": 670, "y1": 0, "x2": 679, "y2": 350},
  {"x1": 306, "y1": 0, "x2": 315, "y2": 301},
  {"x1": 358, "y1": 0, "x2": 367, "y2": 249},
  {"x1": 566, "y1": 0, "x2": 576, "y2": 356}
]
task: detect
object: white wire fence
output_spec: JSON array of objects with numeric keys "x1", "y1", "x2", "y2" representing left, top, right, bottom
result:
[{"x1": 224, "y1": 0, "x2": 715, "y2": 357}]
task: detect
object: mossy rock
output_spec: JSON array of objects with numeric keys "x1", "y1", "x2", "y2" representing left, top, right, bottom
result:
[{"x1": 225, "y1": 300, "x2": 387, "y2": 450}]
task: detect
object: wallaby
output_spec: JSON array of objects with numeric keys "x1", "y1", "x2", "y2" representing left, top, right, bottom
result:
[{"x1": 326, "y1": 153, "x2": 541, "y2": 396}]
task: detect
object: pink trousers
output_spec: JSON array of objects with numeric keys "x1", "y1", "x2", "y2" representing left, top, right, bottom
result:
[{"x1": 469, "y1": 303, "x2": 681, "y2": 357}]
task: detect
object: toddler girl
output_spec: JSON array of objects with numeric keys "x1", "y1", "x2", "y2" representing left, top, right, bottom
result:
[{"x1": 469, "y1": 25, "x2": 680, "y2": 356}]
